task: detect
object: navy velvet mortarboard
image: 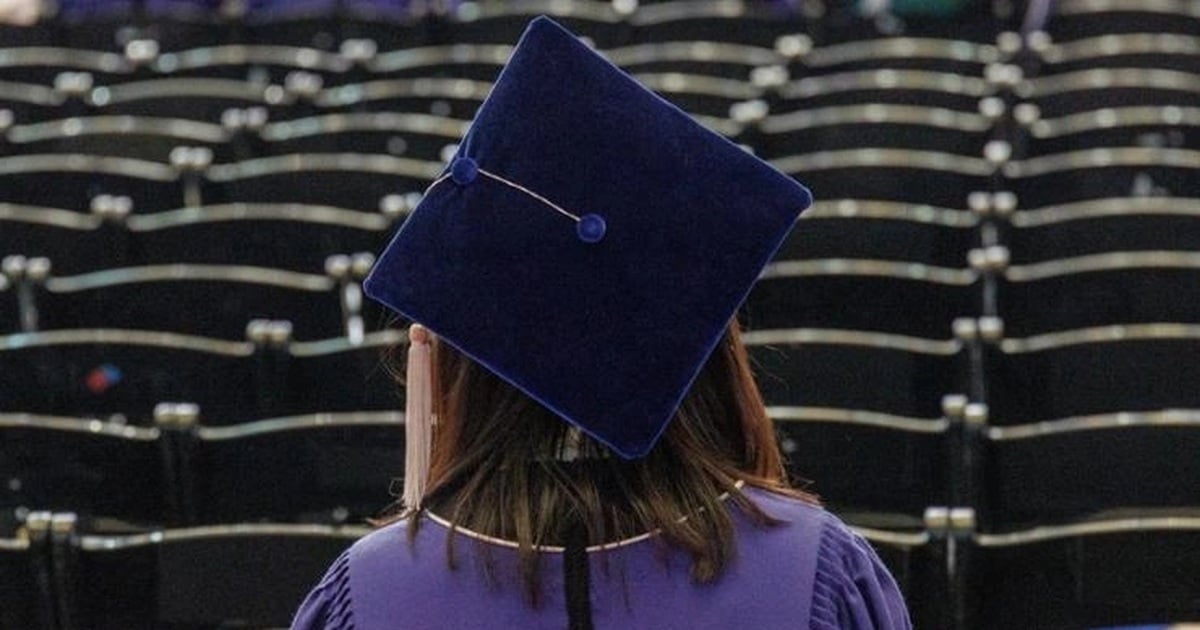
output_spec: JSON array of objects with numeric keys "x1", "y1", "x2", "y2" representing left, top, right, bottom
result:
[{"x1": 364, "y1": 16, "x2": 812, "y2": 459}]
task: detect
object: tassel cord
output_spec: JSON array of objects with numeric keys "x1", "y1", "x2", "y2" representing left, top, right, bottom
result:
[{"x1": 404, "y1": 324, "x2": 434, "y2": 512}]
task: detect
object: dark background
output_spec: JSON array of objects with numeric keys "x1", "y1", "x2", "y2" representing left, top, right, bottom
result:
[{"x1": 1, "y1": 0, "x2": 1198, "y2": 627}]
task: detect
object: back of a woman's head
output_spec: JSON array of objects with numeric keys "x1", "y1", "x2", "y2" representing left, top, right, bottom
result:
[{"x1": 396, "y1": 318, "x2": 807, "y2": 603}]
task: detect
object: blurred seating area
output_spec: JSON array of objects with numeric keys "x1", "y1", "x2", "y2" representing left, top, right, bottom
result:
[{"x1": 1, "y1": 0, "x2": 1198, "y2": 627}]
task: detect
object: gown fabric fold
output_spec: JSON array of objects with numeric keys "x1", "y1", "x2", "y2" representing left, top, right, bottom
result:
[{"x1": 292, "y1": 488, "x2": 912, "y2": 630}]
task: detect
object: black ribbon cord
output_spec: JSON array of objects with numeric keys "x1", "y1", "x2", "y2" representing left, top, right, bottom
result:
[{"x1": 563, "y1": 515, "x2": 595, "y2": 630}]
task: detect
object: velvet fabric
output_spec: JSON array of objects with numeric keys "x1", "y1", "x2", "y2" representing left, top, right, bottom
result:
[{"x1": 363, "y1": 16, "x2": 812, "y2": 458}]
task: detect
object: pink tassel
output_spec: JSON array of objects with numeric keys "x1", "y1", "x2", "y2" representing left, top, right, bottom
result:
[{"x1": 404, "y1": 324, "x2": 434, "y2": 512}]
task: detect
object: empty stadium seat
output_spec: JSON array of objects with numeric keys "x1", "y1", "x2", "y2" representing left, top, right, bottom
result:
[{"x1": 52, "y1": 517, "x2": 361, "y2": 629}]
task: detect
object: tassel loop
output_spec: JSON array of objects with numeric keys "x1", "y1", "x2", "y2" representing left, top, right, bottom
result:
[{"x1": 404, "y1": 324, "x2": 434, "y2": 512}]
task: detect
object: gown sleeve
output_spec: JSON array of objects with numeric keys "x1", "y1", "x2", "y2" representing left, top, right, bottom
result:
[
  {"x1": 291, "y1": 550, "x2": 355, "y2": 630},
  {"x1": 810, "y1": 515, "x2": 913, "y2": 630}
]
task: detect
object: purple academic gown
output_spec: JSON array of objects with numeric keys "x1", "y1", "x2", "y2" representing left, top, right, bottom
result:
[{"x1": 292, "y1": 489, "x2": 912, "y2": 629}]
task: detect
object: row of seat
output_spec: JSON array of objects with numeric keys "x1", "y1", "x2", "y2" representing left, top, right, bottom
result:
[
  {"x1": 4, "y1": 319, "x2": 1195, "y2": 419},
  {"x1": 753, "y1": 333, "x2": 1200, "y2": 431},
  {"x1": 4, "y1": 0, "x2": 1194, "y2": 45},
  {"x1": 9, "y1": 193, "x2": 1185, "y2": 261},
  {"x1": 0, "y1": 0, "x2": 1007, "y2": 51},
  {"x1": 0, "y1": 152, "x2": 1192, "y2": 213},
  {"x1": 3, "y1": 30, "x2": 1190, "y2": 81},
  {"x1": 0, "y1": 513, "x2": 361, "y2": 630},
  {"x1": 2, "y1": 409, "x2": 405, "y2": 526},
  {"x1": 2, "y1": 249, "x2": 1197, "y2": 336},
  {"x1": 0, "y1": 329, "x2": 403, "y2": 422},
  {"x1": 3, "y1": 331, "x2": 1197, "y2": 525},
  {"x1": 2, "y1": 104, "x2": 1194, "y2": 161},
  {"x1": 0, "y1": 42, "x2": 1191, "y2": 119},
  {"x1": 3, "y1": 505, "x2": 1196, "y2": 629}
]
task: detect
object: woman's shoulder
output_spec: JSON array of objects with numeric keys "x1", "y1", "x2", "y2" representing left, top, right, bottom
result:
[
  {"x1": 346, "y1": 517, "x2": 411, "y2": 559},
  {"x1": 740, "y1": 486, "x2": 913, "y2": 629},
  {"x1": 741, "y1": 485, "x2": 826, "y2": 517},
  {"x1": 740, "y1": 485, "x2": 877, "y2": 549},
  {"x1": 340, "y1": 517, "x2": 438, "y2": 589},
  {"x1": 740, "y1": 485, "x2": 838, "y2": 538},
  {"x1": 290, "y1": 518, "x2": 439, "y2": 630}
]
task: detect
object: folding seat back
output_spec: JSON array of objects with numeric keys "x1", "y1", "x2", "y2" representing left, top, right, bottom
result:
[{"x1": 55, "y1": 519, "x2": 362, "y2": 629}]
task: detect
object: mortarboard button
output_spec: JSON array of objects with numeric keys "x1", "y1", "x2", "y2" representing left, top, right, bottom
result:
[
  {"x1": 451, "y1": 157, "x2": 479, "y2": 185},
  {"x1": 576, "y1": 214, "x2": 607, "y2": 243}
]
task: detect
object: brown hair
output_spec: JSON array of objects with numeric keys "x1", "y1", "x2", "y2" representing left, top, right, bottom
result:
[{"x1": 385, "y1": 318, "x2": 813, "y2": 604}]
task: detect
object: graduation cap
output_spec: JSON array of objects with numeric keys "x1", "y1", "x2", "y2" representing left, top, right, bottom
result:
[{"x1": 364, "y1": 16, "x2": 812, "y2": 502}]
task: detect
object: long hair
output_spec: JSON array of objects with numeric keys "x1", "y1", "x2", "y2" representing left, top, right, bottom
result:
[{"x1": 384, "y1": 318, "x2": 813, "y2": 604}]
